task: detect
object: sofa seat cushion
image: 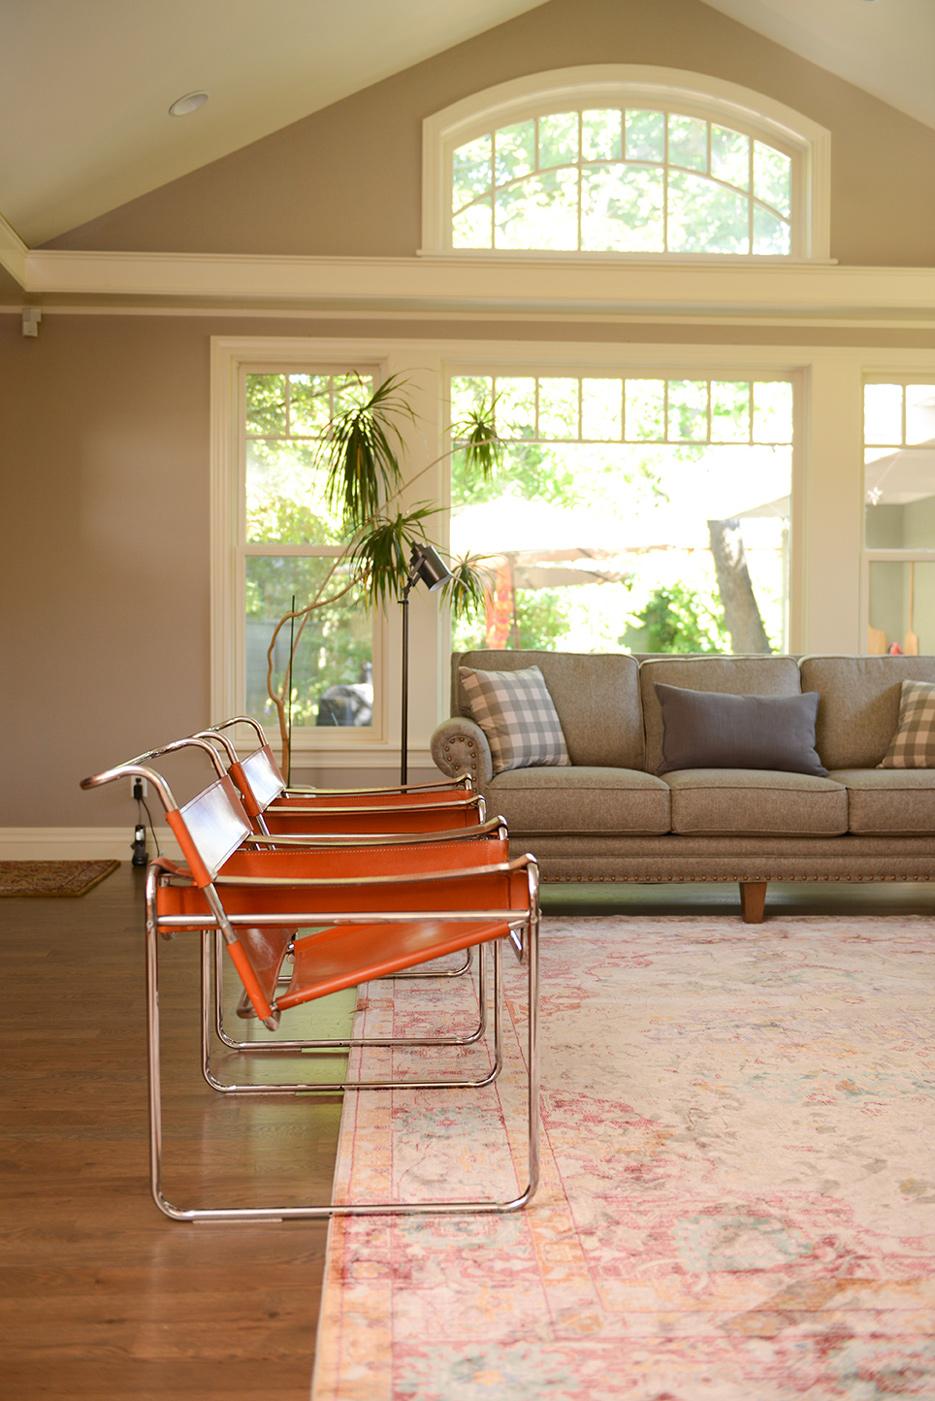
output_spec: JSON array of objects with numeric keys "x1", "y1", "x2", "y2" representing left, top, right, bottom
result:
[
  {"x1": 830, "y1": 768, "x2": 935, "y2": 835},
  {"x1": 486, "y1": 766, "x2": 671, "y2": 835},
  {"x1": 665, "y1": 769, "x2": 848, "y2": 836}
]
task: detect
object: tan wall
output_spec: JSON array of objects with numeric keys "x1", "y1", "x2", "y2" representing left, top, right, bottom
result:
[
  {"x1": 44, "y1": 0, "x2": 935, "y2": 268},
  {"x1": 0, "y1": 267, "x2": 24, "y2": 300},
  {"x1": 1, "y1": 313, "x2": 213, "y2": 826}
]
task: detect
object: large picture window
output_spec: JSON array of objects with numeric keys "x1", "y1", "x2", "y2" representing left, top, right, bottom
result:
[
  {"x1": 864, "y1": 380, "x2": 935, "y2": 655},
  {"x1": 449, "y1": 371, "x2": 794, "y2": 655},
  {"x1": 242, "y1": 368, "x2": 376, "y2": 731}
]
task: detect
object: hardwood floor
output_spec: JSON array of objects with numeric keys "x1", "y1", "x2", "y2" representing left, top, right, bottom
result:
[
  {"x1": 0, "y1": 863, "x2": 349, "y2": 1401},
  {"x1": 4, "y1": 864, "x2": 933, "y2": 1399}
]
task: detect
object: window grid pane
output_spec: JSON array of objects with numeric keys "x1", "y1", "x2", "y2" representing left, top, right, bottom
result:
[
  {"x1": 451, "y1": 107, "x2": 793, "y2": 255},
  {"x1": 453, "y1": 374, "x2": 792, "y2": 446},
  {"x1": 450, "y1": 372, "x2": 793, "y2": 657}
]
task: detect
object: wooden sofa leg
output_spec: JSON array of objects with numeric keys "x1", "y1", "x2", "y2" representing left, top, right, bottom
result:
[{"x1": 739, "y1": 881, "x2": 767, "y2": 924}]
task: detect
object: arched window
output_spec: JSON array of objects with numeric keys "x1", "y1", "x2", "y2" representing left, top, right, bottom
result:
[{"x1": 422, "y1": 67, "x2": 830, "y2": 260}]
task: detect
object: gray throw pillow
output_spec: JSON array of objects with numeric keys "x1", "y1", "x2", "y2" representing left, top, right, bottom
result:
[
  {"x1": 460, "y1": 665, "x2": 570, "y2": 776},
  {"x1": 655, "y1": 683, "x2": 828, "y2": 776}
]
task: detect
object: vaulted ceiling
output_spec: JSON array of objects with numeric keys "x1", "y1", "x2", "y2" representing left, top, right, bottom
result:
[
  {"x1": 1, "y1": 0, "x2": 932, "y2": 248},
  {"x1": 0, "y1": 0, "x2": 547, "y2": 246},
  {"x1": 699, "y1": 0, "x2": 935, "y2": 131}
]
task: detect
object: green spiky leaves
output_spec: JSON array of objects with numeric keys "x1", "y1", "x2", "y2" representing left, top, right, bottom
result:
[
  {"x1": 347, "y1": 507, "x2": 437, "y2": 609},
  {"x1": 321, "y1": 373, "x2": 416, "y2": 528},
  {"x1": 441, "y1": 553, "x2": 494, "y2": 622},
  {"x1": 454, "y1": 398, "x2": 502, "y2": 481}
]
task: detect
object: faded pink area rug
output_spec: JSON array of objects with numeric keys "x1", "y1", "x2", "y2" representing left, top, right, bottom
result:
[{"x1": 311, "y1": 916, "x2": 935, "y2": 1400}]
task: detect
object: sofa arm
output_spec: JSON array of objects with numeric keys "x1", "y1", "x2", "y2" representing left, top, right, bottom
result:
[{"x1": 430, "y1": 718, "x2": 493, "y2": 787}]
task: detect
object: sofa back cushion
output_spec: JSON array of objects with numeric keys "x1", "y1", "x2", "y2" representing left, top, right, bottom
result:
[
  {"x1": 799, "y1": 655, "x2": 935, "y2": 768},
  {"x1": 640, "y1": 655, "x2": 802, "y2": 773},
  {"x1": 452, "y1": 650, "x2": 644, "y2": 768}
]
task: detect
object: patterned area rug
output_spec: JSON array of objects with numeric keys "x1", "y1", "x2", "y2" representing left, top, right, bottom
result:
[
  {"x1": 0, "y1": 859, "x2": 120, "y2": 897},
  {"x1": 312, "y1": 916, "x2": 935, "y2": 1400}
]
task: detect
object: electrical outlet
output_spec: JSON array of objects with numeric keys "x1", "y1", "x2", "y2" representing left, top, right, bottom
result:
[{"x1": 132, "y1": 777, "x2": 148, "y2": 801}]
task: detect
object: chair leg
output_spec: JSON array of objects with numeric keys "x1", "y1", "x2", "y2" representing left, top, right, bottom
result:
[
  {"x1": 739, "y1": 880, "x2": 768, "y2": 924},
  {"x1": 145, "y1": 884, "x2": 538, "y2": 1221},
  {"x1": 212, "y1": 935, "x2": 488, "y2": 1054},
  {"x1": 201, "y1": 935, "x2": 501, "y2": 1094}
]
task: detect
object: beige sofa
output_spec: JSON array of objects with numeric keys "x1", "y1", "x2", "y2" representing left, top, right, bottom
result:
[{"x1": 430, "y1": 652, "x2": 935, "y2": 921}]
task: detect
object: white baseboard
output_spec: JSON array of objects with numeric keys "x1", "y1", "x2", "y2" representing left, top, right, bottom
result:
[{"x1": 0, "y1": 826, "x2": 183, "y2": 860}]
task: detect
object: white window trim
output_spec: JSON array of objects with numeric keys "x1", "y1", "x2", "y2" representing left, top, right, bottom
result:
[
  {"x1": 422, "y1": 65, "x2": 832, "y2": 263},
  {"x1": 861, "y1": 373, "x2": 935, "y2": 651},
  {"x1": 210, "y1": 337, "x2": 397, "y2": 765}
]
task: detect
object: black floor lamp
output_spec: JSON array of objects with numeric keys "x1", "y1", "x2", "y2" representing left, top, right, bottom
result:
[{"x1": 399, "y1": 544, "x2": 451, "y2": 785}]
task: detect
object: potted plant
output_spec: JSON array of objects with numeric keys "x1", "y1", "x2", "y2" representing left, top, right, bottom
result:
[{"x1": 264, "y1": 373, "x2": 499, "y2": 775}]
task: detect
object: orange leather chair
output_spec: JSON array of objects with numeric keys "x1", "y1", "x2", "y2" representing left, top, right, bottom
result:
[
  {"x1": 200, "y1": 716, "x2": 485, "y2": 836},
  {"x1": 113, "y1": 735, "x2": 505, "y2": 1055},
  {"x1": 81, "y1": 746, "x2": 540, "y2": 1221}
]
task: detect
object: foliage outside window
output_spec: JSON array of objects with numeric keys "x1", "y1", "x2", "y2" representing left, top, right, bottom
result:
[
  {"x1": 864, "y1": 381, "x2": 935, "y2": 656},
  {"x1": 451, "y1": 107, "x2": 792, "y2": 255},
  {"x1": 449, "y1": 372, "x2": 793, "y2": 656},
  {"x1": 244, "y1": 370, "x2": 375, "y2": 731}
]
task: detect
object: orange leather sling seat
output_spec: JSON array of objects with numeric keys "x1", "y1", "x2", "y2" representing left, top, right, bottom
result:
[
  {"x1": 231, "y1": 917, "x2": 511, "y2": 1015},
  {"x1": 155, "y1": 839, "x2": 526, "y2": 1023},
  {"x1": 156, "y1": 838, "x2": 526, "y2": 925},
  {"x1": 227, "y1": 743, "x2": 479, "y2": 836},
  {"x1": 260, "y1": 794, "x2": 482, "y2": 836}
]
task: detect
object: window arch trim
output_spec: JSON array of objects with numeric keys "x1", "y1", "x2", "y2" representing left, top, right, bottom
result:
[{"x1": 421, "y1": 65, "x2": 831, "y2": 262}]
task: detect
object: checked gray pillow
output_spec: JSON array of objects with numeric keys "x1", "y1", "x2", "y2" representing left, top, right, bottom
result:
[
  {"x1": 878, "y1": 679, "x2": 935, "y2": 768},
  {"x1": 459, "y1": 665, "x2": 569, "y2": 776},
  {"x1": 655, "y1": 683, "x2": 828, "y2": 776}
]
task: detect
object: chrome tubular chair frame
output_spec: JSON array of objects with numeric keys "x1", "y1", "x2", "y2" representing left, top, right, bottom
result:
[
  {"x1": 211, "y1": 935, "x2": 487, "y2": 1055},
  {"x1": 199, "y1": 928, "x2": 502, "y2": 1094},
  {"x1": 201, "y1": 716, "x2": 473, "y2": 796},
  {"x1": 144, "y1": 859, "x2": 541, "y2": 1221}
]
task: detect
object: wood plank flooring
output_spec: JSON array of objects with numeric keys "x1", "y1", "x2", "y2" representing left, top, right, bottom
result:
[
  {"x1": 0, "y1": 863, "x2": 348, "y2": 1401},
  {"x1": 3, "y1": 864, "x2": 934, "y2": 1399}
]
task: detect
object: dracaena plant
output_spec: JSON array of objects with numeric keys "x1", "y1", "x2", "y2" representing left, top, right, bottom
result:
[{"x1": 265, "y1": 373, "x2": 500, "y2": 774}]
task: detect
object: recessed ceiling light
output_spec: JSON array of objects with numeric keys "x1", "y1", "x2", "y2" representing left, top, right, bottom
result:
[{"x1": 169, "y1": 91, "x2": 208, "y2": 118}]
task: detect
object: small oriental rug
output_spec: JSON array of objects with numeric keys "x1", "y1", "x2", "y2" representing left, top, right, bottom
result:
[
  {"x1": 312, "y1": 915, "x2": 935, "y2": 1401},
  {"x1": 0, "y1": 859, "x2": 120, "y2": 897}
]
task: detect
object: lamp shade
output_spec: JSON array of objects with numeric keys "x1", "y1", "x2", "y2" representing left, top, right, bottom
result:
[{"x1": 410, "y1": 544, "x2": 451, "y2": 592}]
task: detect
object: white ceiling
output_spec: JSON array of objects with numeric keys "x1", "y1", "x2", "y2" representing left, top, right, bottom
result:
[
  {"x1": 700, "y1": 0, "x2": 935, "y2": 131},
  {"x1": 0, "y1": 0, "x2": 546, "y2": 246},
  {"x1": 2, "y1": 0, "x2": 933, "y2": 248}
]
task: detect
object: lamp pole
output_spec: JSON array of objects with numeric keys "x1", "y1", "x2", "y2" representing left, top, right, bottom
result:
[
  {"x1": 399, "y1": 573, "x2": 416, "y2": 787},
  {"x1": 398, "y1": 544, "x2": 451, "y2": 788}
]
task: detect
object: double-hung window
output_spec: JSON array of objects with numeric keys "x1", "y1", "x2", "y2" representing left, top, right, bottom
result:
[{"x1": 241, "y1": 367, "x2": 378, "y2": 739}]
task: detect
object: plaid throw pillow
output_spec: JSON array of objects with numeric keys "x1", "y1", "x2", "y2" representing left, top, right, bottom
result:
[
  {"x1": 879, "y1": 679, "x2": 935, "y2": 768},
  {"x1": 459, "y1": 665, "x2": 570, "y2": 776}
]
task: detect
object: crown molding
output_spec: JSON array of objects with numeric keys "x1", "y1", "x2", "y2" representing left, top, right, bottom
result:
[
  {"x1": 0, "y1": 212, "x2": 27, "y2": 287},
  {"x1": 14, "y1": 248, "x2": 935, "y2": 324}
]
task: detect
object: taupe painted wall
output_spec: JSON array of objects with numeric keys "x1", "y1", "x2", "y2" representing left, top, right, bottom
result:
[
  {"x1": 44, "y1": 0, "x2": 935, "y2": 267},
  {"x1": 0, "y1": 267, "x2": 24, "y2": 300},
  {"x1": 1, "y1": 313, "x2": 212, "y2": 826}
]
